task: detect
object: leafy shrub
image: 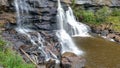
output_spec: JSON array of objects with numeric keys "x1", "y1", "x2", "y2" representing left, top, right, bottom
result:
[
  {"x1": 0, "y1": 37, "x2": 35, "y2": 68},
  {"x1": 72, "y1": 5, "x2": 120, "y2": 31},
  {"x1": 111, "y1": 8, "x2": 120, "y2": 16},
  {"x1": 106, "y1": 16, "x2": 120, "y2": 31},
  {"x1": 95, "y1": 6, "x2": 111, "y2": 23}
]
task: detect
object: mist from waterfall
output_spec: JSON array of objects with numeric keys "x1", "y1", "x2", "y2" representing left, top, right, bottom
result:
[
  {"x1": 56, "y1": 0, "x2": 83, "y2": 55},
  {"x1": 14, "y1": 0, "x2": 58, "y2": 62}
]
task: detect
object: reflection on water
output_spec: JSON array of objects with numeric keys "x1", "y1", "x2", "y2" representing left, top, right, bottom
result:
[{"x1": 74, "y1": 37, "x2": 120, "y2": 68}]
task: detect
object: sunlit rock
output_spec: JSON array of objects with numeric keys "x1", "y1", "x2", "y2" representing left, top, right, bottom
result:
[{"x1": 61, "y1": 52, "x2": 86, "y2": 68}]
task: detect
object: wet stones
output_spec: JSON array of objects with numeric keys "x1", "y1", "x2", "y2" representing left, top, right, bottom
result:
[
  {"x1": 61, "y1": 52, "x2": 86, "y2": 68},
  {"x1": 46, "y1": 59, "x2": 56, "y2": 68},
  {"x1": 40, "y1": 8, "x2": 50, "y2": 13},
  {"x1": 91, "y1": 23, "x2": 120, "y2": 43}
]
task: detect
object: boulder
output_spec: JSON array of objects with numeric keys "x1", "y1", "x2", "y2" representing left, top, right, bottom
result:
[
  {"x1": 101, "y1": 30, "x2": 109, "y2": 36},
  {"x1": 114, "y1": 35, "x2": 120, "y2": 43},
  {"x1": 46, "y1": 59, "x2": 56, "y2": 68},
  {"x1": 92, "y1": 26, "x2": 101, "y2": 34},
  {"x1": 61, "y1": 52, "x2": 85, "y2": 68},
  {"x1": 107, "y1": 33, "x2": 116, "y2": 39}
]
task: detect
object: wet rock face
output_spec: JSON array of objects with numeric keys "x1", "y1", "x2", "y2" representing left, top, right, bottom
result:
[
  {"x1": 2, "y1": 0, "x2": 86, "y2": 68},
  {"x1": 0, "y1": 0, "x2": 13, "y2": 12},
  {"x1": 0, "y1": 0, "x2": 9, "y2": 6},
  {"x1": 61, "y1": 52, "x2": 86, "y2": 68},
  {"x1": 2, "y1": 0, "x2": 61, "y2": 66},
  {"x1": 0, "y1": 0, "x2": 13, "y2": 5},
  {"x1": 0, "y1": 0, "x2": 15, "y2": 31}
]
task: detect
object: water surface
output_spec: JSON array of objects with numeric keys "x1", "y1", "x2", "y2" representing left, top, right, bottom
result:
[{"x1": 74, "y1": 37, "x2": 120, "y2": 68}]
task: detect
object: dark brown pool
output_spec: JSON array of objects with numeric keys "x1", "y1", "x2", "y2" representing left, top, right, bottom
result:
[{"x1": 74, "y1": 37, "x2": 120, "y2": 68}]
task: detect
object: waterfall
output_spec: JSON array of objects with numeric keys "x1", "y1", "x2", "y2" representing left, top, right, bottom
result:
[
  {"x1": 14, "y1": 0, "x2": 58, "y2": 62},
  {"x1": 56, "y1": 0, "x2": 83, "y2": 55},
  {"x1": 14, "y1": 0, "x2": 32, "y2": 28},
  {"x1": 14, "y1": 0, "x2": 89, "y2": 63},
  {"x1": 66, "y1": 7, "x2": 90, "y2": 37}
]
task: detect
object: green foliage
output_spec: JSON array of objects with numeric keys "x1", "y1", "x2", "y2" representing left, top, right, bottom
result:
[
  {"x1": 0, "y1": 37, "x2": 6, "y2": 51},
  {"x1": 95, "y1": 6, "x2": 111, "y2": 23},
  {"x1": 72, "y1": 5, "x2": 120, "y2": 31},
  {"x1": 71, "y1": 0, "x2": 76, "y2": 8},
  {"x1": 106, "y1": 16, "x2": 120, "y2": 31},
  {"x1": 82, "y1": 10, "x2": 96, "y2": 23},
  {"x1": 73, "y1": 6, "x2": 96, "y2": 24},
  {"x1": 0, "y1": 37, "x2": 35, "y2": 68},
  {"x1": 111, "y1": 8, "x2": 120, "y2": 16}
]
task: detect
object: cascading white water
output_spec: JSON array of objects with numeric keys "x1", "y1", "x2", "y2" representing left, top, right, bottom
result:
[
  {"x1": 56, "y1": 0, "x2": 83, "y2": 55},
  {"x1": 14, "y1": 0, "x2": 58, "y2": 62},
  {"x1": 66, "y1": 7, "x2": 90, "y2": 37},
  {"x1": 14, "y1": 0, "x2": 32, "y2": 28},
  {"x1": 14, "y1": 0, "x2": 89, "y2": 63}
]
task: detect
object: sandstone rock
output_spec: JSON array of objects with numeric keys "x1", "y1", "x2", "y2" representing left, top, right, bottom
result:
[
  {"x1": 91, "y1": 26, "x2": 101, "y2": 34},
  {"x1": 107, "y1": 34, "x2": 116, "y2": 39},
  {"x1": 61, "y1": 52, "x2": 85, "y2": 68},
  {"x1": 46, "y1": 59, "x2": 56, "y2": 68},
  {"x1": 0, "y1": 13, "x2": 16, "y2": 23},
  {"x1": 115, "y1": 32, "x2": 120, "y2": 36},
  {"x1": 114, "y1": 35, "x2": 120, "y2": 43},
  {"x1": 100, "y1": 24, "x2": 106, "y2": 31},
  {"x1": 0, "y1": 0, "x2": 8, "y2": 6},
  {"x1": 34, "y1": 23, "x2": 52, "y2": 30},
  {"x1": 107, "y1": 33, "x2": 120, "y2": 43}
]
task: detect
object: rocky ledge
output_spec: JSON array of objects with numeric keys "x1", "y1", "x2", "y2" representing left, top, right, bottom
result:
[{"x1": 91, "y1": 23, "x2": 120, "y2": 43}]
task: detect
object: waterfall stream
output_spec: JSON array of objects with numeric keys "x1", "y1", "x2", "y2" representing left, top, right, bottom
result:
[
  {"x1": 66, "y1": 7, "x2": 90, "y2": 37},
  {"x1": 56, "y1": 0, "x2": 83, "y2": 55},
  {"x1": 14, "y1": 0, "x2": 90, "y2": 63},
  {"x1": 14, "y1": 0, "x2": 58, "y2": 62}
]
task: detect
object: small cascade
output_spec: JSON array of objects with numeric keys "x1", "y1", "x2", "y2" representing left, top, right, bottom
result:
[
  {"x1": 14, "y1": 0, "x2": 32, "y2": 28},
  {"x1": 14, "y1": 0, "x2": 58, "y2": 62},
  {"x1": 56, "y1": 30, "x2": 83, "y2": 55},
  {"x1": 66, "y1": 7, "x2": 90, "y2": 37},
  {"x1": 56, "y1": 0, "x2": 90, "y2": 37},
  {"x1": 17, "y1": 28, "x2": 55, "y2": 61},
  {"x1": 56, "y1": 0, "x2": 83, "y2": 55}
]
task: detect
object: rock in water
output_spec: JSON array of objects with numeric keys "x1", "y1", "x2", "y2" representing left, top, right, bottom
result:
[
  {"x1": 46, "y1": 59, "x2": 55, "y2": 68},
  {"x1": 61, "y1": 52, "x2": 85, "y2": 68}
]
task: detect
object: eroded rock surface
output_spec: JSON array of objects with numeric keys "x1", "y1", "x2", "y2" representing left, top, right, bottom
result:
[
  {"x1": 91, "y1": 23, "x2": 120, "y2": 43},
  {"x1": 61, "y1": 52, "x2": 85, "y2": 68}
]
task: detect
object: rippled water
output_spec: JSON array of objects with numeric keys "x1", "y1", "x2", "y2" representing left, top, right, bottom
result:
[{"x1": 74, "y1": 36, "x2": 120, "y2": 68}]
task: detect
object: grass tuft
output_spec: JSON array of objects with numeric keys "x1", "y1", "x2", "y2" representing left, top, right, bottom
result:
[{"x1": 0, "y1": 37, "x2": 35, "y2": 68}]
